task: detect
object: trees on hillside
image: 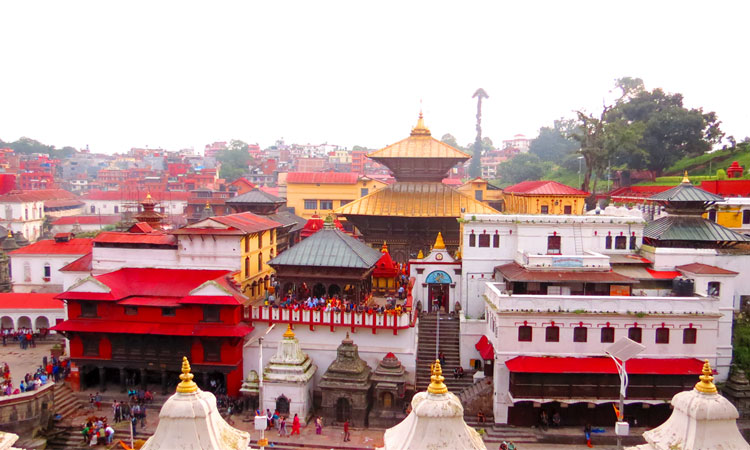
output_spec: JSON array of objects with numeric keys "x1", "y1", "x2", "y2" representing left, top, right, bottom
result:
[
  {"x1": 497, "y1": 153, "x2": 549, "y2": 185},
  {"x1": 529, "y1": 119, "x2": 580, "y2": 164},
  {"x1": 216, "y1": 139, "x2": 253, "y2": 182}
]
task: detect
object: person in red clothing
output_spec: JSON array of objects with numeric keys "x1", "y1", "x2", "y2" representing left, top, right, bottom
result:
[
  {"x1": 343, "y1": 419, "x2": 350, "y2": 442},
  {"x1": 291, "y1": 413, "x2": 301, "y2": 436}
]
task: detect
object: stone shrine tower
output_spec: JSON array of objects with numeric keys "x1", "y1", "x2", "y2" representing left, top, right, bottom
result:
[
  {"x1": 262, "y1": 325, "x2": 316, "y2": 424},
  {"x1": 369, "y1": 352, "x2": 409, "y2": 427},
  {"x1": 319, "y1": 333, "x2": 373, "y2": 427}
]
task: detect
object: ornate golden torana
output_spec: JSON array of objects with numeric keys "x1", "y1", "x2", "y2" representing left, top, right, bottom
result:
[
  {"x1": 428, "y1": 359, "x2": 448, "y2": 395},
  {"x1": 695, "y1": 359, "x2": 717, "y2": 394},
  {"x1": 176, "y1": 356, "x2": 198, "y2": 394}
]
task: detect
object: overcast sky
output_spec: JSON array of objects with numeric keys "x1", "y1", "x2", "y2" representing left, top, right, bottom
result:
[{"x1": 1, "y1": 1, "x2": 747, "y2": 155}]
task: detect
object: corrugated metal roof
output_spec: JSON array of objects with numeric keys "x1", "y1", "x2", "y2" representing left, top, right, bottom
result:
[
  {"x1": 676, "y1": 262, "x2": 738, "y2": 275},
  {"x1": 503, "y1": 180, "x2": 588, "y2": 196},
  {"x1": 52, "y1": 215, "x2": 121, "y2": 225},
  {"x1": 94, "y1": 231, "x2": 177, "y2": 246},
  {"x1": 269, "y1": 228, "x2": 381, "y2": 269},
  {"x1": 649, "y1": 182, "x2": 724, "y2": 202},
  {"x1": 644, "y1": 216, "x2": 750, "y2": 242},
  {"x1": 334, "y1": 181, "x2": 499, "y2": 217},
  {"x1": 367, "y1": 134, "x2": 470, "y2": 160},
  {"x1": 267, "y1": 210, "x2": 306, "y2": 233},
  {"x1": 9, "y1": 238, "x2": 93, "y2": 255},
  {"x1": 227, "y1": 188, "x2": 285, "y2": 205},
  {"x1": 60, "y1": 252, "x2": 92, "y2": 272},
  {"x1": 495, "y1": 262, "x2": 637, "y2": 283}
]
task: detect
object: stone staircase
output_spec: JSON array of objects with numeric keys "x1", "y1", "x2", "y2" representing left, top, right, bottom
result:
[
  {"x1": 416, "y1": 313, "x2": 474, "y2": 392},
  {"x1": 46, "y1": 423, "x2": 151, "y2": 450},
  {"x1": 53, "y1": 382, "x2": 86, "y2": 420},
  {"x1": 463, "y1": 420, "x2": 540, "y2": 444}
]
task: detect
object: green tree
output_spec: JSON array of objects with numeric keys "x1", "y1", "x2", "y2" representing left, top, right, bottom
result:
[
  {"x1": 441, "y1": 133, "x2": 461, "y2": 150},
  {"x1": 497, "y1": 153, "x2": 548, "y2": 185},
  {"x1": 529, "y1": 119, "x2": 581, "y2": 164},
  {"x1": 216, "y1": 143, "x2": 252, "y2": 182}
]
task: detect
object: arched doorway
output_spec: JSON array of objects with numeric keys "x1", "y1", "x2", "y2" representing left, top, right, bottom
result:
[
  {"x1": 1, "y1": 316, "x2": 13, "y2": 330},
  {"x1": 17, "y1": 316, "x2": 32, "y2": 330},
  {"x1": 34, "y1": 316, "x2": 50, "y2": 331},
  {"x1": 381, "y1": 392, "x2": 393, "y2": 408},
  {"x1": 276, "y1": 395, "x2": 290, "y2": 415},
  {"x1": 426, "y1": 271, "x2": 452, "y2": 312},
  {"x1": 313, "y1": 283, "x2": 326, "y2": 298},
  {"x1": 328, "y1": 284, "x2": 341, "y2": 297},
  {"x1": 336, "y1": 397, "x2": 351, "y2": 423}
]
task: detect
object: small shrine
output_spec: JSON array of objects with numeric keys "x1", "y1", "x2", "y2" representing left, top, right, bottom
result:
[
  {"x1": 369, "y1": 352, "x2": 409, "y2": 427},
  {"x1": 319, "y1": 333, "x2": 373, "y2": 427},
  {"x1": 727, "y1": 161, "x2": 744, "y2": 178},
  {"x1": 409, "y1": 232, "x2": 462, "y2": 313},
  {"x1": 262, "y1": 325, "x2": 316, "y2": 424},
  {"x1": 379, "y1": 360, "x2": 486, "y2": 450},
  {"x1": 134, "y1": 193, "x2": 166, "y2": 229},
  {"x1": 372, "y1": 242, "x2": 399, "y2": 296},
  {"x1": 723, "y1": 368, "x2": 750, "y2": 418},
  {"x1": 627, "y1": 360, "x2": 750, "y2": 450},
  {"x1": 141, "y1": 357, "x2": 250, "y2": 450},
  {"x1": 239, "y1": 370, "x2": 259, "y2": 412},
  {"x1": 300, "y1": 213, "x2": 344, "y2": 239}
]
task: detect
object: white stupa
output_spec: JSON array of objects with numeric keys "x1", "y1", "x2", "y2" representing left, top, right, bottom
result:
[
  {"x1": 380, "y1": 359, "x2": 486, "y2": 450},
  {"x1": 140, "y1": 357, "x2": 250, "y2": 450},
  {"x1": 262, "y1": 324, "x2": 317, "y2": 424},
  {"x1": 627, "y1": 360, "x2": 750, "y2": 450}
]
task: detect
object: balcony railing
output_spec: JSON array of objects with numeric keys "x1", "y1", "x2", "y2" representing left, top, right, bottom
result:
[{"x1": 249, "y1": 306, "x2": 414, "y2": 334}]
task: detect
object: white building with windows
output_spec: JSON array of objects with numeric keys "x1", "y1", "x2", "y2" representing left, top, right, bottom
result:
[
  {"x1": 8, "y1": 234, "x2": 93, "y2": 293},
  {"x1": 0, "y1": 192, "x2": 45, "y2": 242},
  {"x1": 0, "y1": 293, "x2": 65, "y2": 332}
]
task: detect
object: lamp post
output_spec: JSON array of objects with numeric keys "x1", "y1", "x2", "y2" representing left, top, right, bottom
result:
[
  {"x1": 577, "y1": 156, "x2": 584, "y2": 189},
  {"x1": 254, "y1": 324, "x2": 276, "y2": 450},
  {"x1": 605, "y1": 337, "x2": 645, "y2": 450}
]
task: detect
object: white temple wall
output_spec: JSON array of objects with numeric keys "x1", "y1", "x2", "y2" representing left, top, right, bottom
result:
[{"x1": 459, "y1": 317, "x2": 486, "y2": 371}]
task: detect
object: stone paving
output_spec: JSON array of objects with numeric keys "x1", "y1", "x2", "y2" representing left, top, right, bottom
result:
[{"x1": 0, "y1": 336, "x2": 61, "y2": 382}]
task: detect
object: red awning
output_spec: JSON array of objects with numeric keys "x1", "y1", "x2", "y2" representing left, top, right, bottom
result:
[
  {"x1": 505, "y1": 356, "x2": 707, "y2": 375},
  {"x1": 475, "y1": 335, "x2": 495, "y2": 360},
  {"x1": 52, "y1": 319, "x2": 253, "y2": 338}
]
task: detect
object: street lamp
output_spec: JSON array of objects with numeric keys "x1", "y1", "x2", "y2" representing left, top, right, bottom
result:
[
  {"x1": 605, "y1": 337, "x2": 645, "y2": 450},
  {"x1": 250, "y1": 324, "x2": 276, "y2": 450},
  {"x1": 577, "y1": 156, "x2": 584, "y2": 189}
]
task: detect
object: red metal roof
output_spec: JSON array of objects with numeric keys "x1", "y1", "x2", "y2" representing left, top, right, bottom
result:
[
  {"x1": 52, "y1": 319, "x2": 252, "y2": 337},
  {"x1": 82, "y1": 190, "x2": 191, "y2": 201},
  {"x1": 676, "y1": 263, "x2": 738, "y2": 275},
  {"x1": 286, "y1": 172, "x2": 359, "y2": 184},
  {"x1": 495, "y1": 262, "x2": 637, "y2": 284},
  {"x1": 645, "y1": 268, "x2": 682, "y2": 279},
  {"x1": 259, "y1": 186, "x2": 280, "y2": 197},
  {"x1": 0, "y1": 293, "x2": 64, "y2": 310},
  {"x1": 93, "y1": 231, "x2": 176, "y2": 246},
  {"x1": 129, "y1": 222, "x2": 154, "y2": 233},
  {"x1": 60, "y1": 252, "x2": 92, "y2": 272},
  {"x1": 504, "y1": 180, "x2": 588, "y2": 196},
  {"x1": 52, "y1": 215, "x2": 121, "y2": 226},
  {"x1": 373, "y1": 244, "x2": 399, "y2": 277},
  {"x1": 300, "y1": 214, "x2": 344, "y2": 238},
  {"x1": 505, "y1": 356, "x2": 707, "y2": 375},
  {"x1": 0, "y1": 189, "x2": 80, "y2": 203},
  {"x1": 173, "y1": 212, "x2": 281, "y2": 235},
  {"x1": 9, "y1": 238, "x2": 93, "y2": 255}
]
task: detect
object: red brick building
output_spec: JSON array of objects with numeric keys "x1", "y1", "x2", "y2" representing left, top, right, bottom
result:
[{"x1": 52, "y1": 268, "x2": 253, "y2": 395}]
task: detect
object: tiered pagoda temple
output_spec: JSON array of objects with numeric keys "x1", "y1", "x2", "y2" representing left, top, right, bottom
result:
[
  {"x1": 372, "y1": 242, "x2": 399, "y2": 296},
  {"x1": 335, "y1": 114, "x2": 499, "y2": 262}
]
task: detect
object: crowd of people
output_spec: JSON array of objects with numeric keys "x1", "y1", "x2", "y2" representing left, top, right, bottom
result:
[
  {"x1": 263, "y1": 409, "x2": 316, "y2": 438},
  {"x1": 1, "y1": 327, "x2": 47, "y2": 349},
  {"x1": 1, "y1": 355, "x2": 69, "y2": 396},
  {"x1": 81, "y1": 392, "x2": 151, "y2": 446},
  {"x1": 262, "y1": 281, "x2": 410, "y2": 316},
  {"x1": 81, "y1": 416, "x2": 115, "y2": 446}
]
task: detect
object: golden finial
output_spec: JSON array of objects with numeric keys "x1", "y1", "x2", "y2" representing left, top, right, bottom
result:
[
  {"x1": 205, "y1": 200, "x2": 211, "y2": 209},
  {"x1": 381, "y1": 241, "x2": 389, "y2": 253},
  {"x1": 283, "y1": 324, "x2": 295, "y2": 339},
  {"x1": 455, "y1": 249, "x2": 462, "y2": 260},
  {"x1": 176, "y1": 356, "x2": 198, "y2": 394},
  {"x1": 410, "y1": 111, "x2": 431, "y2": 137},
  {"x1": 433, "y1": 232, "x2": 446, "y2": 250},
  {"x1": 428, "y1": 359, "x2": 448, "y2": 394},
  {"x1": 146, "y1": 193, "x2": 152, "y2": 200},
  {"x1": 6, "y1": 230, "x2": 12, "y2": 239},
  {"x1": 695, "y1": 359, "x2": 717, "y2": 394},
  {"x1": 682, "y1": 170, "x2": 691, "y2": 184},
  {"x1": 417, "y1": 249, "x2": 424, "y2": 259}
]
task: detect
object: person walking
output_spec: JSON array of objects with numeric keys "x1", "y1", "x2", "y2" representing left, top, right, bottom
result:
[
  {"x1": 94, "y1": 392, "x2": 102, "y2": 410},
  {"x1": 343, "y1": 419, "x2": 350, "y2": 442},
  {"x1": 291, "y1": 413, "x2": 301, "y2": 436},
  {"x1": 278, "y1": 416, "x2": 287, "y2": 437},
  {"x1": 584, "y1": 423, "x2": 593, "y2": 448}
]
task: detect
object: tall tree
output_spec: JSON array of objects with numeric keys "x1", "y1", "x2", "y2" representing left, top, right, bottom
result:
[
  {"x1": 497, "y1": 153, "x2": 548, "y2": 185},
  {"x1": 440, "y1": 133, "x2": 462, "y2": 150},
  {"x1": 216, "y1": 142, "x2": 252, "y2": 182},
  {"x1": 470, "y1": 88, "x2": 489, "y2": 178},
  {"x1": 572, "y1": 106, "x2": 610, "y2": 193},
  {"x1": 529, "y1": 119, "x2": 580, "y2": 164}
]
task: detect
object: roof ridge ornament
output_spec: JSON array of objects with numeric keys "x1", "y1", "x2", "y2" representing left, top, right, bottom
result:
[
  {"x1": 381, "y1": 241, "x2": 389, "y2": 253},
  {"x1": 428, "y1": 359, "x2": 448, "y2": 394},
  {"x1": 410, "y1": 112, "x2": 431, "y2": 137},
  {"x1": 176, "y1": 356, "x2": 198, "y2": 394},
  {"x1": 283, "y1": 323, "x2": 295, "y2": 339},
  {"x1": 433, "y1": 232, "x2": 446, "y2": 250},
  {"x1": 695, "y1": 359, "x2": 717, "y2": 394},
  {"x1": 682, "y1": 170, "x2": 691, "y2": 184}
]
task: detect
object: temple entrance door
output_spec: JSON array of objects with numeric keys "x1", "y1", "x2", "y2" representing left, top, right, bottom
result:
[
  {"x1": 336, "y1": 397, "x2": 351, "y2": 423},
  {"x1": 276, "y1": 395, "x2": 290, "y2": 415},
  {"x1": 382, "y1": 392, "x2": 393, "y2": 408},
  {"x1": 428, "y1": 284, "x2": 450, "y2": 313}
]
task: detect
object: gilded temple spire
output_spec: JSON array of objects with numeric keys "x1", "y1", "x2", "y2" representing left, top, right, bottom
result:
[
  {"x1": 428, "y1": 359, "x2": 448, "y2": 395},
  {"x1": 176, "y1": 356, "x2": 198, "y2": 394},
  {"x1": 695, "y1": 359, "x2": 717, "y2": 394},
  {"x1": 433, "y1": 232, "x2": 446, "y2": 250},
  {"x1": 682, "y1": 170, "x2": 691, "y2": 184},
  {"x1": 410, "y1": 112, "x2": 431, "y2": 137},
  {"x1": 283, "y1": 323, "x2": 295, "y2": 339}
]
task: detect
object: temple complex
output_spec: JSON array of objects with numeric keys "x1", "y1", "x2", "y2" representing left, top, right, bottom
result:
[
  {"x1": 627, "y1": 360, "x2": 750, "y2": 450},
  {"x1": 261, "y1": 324, "x2": 317, "y2": 424},
  {"x1": 380, "y1": 360, "x2": 486, "y2": 450},
  {"x1": 225, "y1": 188, "x2": 305, "y2": 252},
  {"x1": 409, "y1": 232, "x2": 462, "y2": 313},
  {"x1": 141, "y1": 357, "x2": 250, "y2": 450},
  {"x1": 268, "y1": 216, "x2": 381, "y2": 301},
  {"x1": 335, "y1": 113, "x2": 498, "y2": 261},
  {"x1": 319, "y1": 333, "x2": 373, "y2": 427},
  {"x1": 369, "y1": 352, "x2": 409, "y2": 427}
]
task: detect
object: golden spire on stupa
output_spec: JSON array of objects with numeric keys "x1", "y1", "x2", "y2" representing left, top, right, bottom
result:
[
  {"x1": 682, "y1": 170, "x2": 691, "y2": 184},
  {"x1": 694, "y1": 359, "x2": 717, "y2": 394},
  {"x1": 283, "y1": 323, "x2": 295, "y2": 339},
  {"x1": 410, "y1": 111, "x2": 431, "y2": 137},
  {"x1": 428, "y1": 359, "x2": 448, "y2": 394},
  {"x1": 433, "y1": 232, "x2": 446, "y2": 250},
  {"x1": 176, "y1": 356, "x2": 198, "y2": 394}
]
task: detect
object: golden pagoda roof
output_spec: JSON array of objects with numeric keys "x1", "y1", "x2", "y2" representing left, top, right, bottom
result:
[
  {"x1": 334, "y1": 182, "x2": 499, "y2": 218},
  {"x1": 367, "y1": 114, "x2": 471, "y2": 160}
]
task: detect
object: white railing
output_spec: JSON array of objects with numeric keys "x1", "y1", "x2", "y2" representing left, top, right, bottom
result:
[
  {"x1": 516, "y1": 250, "x2": 610, "y2": 269},
  {"x1": 250, "y1": 306, "x2": 413, "y2": 330}
]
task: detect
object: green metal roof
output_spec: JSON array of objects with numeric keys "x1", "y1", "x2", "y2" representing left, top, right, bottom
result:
[
  {"x1": 645, "y1": 216, "x2": 750, "y2": 242},
  {"x1": 227, "y1": 188, "x2": 285, "y2": 205},
  {"x1": 649, "y1": 182, "x2": 724, "y2": 203},
  {"x1": 267, "y1": 209, "x2": 306, "y2": 233},
  {"x1": 268, "y1": 228, "x2": 382, "y2": 269}
]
